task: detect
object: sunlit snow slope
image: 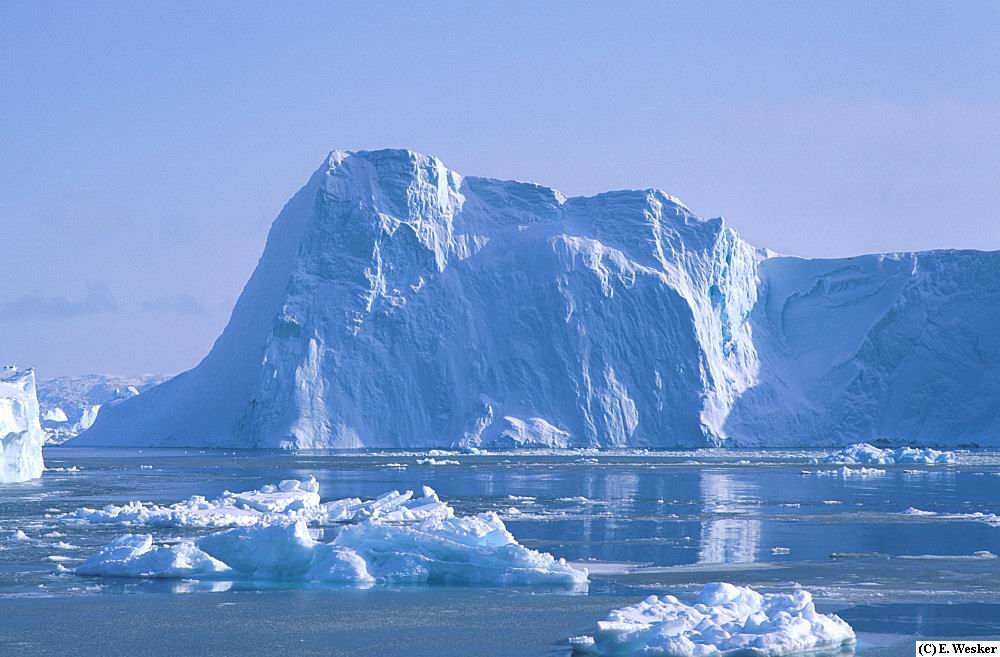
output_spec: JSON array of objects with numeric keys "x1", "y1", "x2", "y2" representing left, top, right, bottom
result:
[{"x1": 76, "y1": 150, "x2": 1000, "y2": 448}]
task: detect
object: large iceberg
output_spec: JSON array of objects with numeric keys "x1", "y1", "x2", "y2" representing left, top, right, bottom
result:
[
  {"x1": 569, "y1": 583, "x2": 855, "y2": 657},
  {"x1": 74, "y1": 480, "x2": 587, "y2": 587},
  {"x1": 0, "y1": 367, "x2": 45, "y2": 483},
  {"x1": 75, "y1": 149, "x2": 1000, "y2": 448},
  {"x1": 36, "y1": 373, "x2": 168, "y2": 444}
]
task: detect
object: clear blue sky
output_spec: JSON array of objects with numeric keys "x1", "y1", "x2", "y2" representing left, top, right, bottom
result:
[{"x1": 2, "y1": 2, "x2": 999, "y2": 378}]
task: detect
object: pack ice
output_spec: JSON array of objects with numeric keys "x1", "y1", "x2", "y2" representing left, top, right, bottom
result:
[
  {"x1": 569, "y1": 582, "x2": 855, "y2": 657},
  {"x1": 72, "y1": 478, "x2": 587, "y2": 587},
  {"x1": 0, "y1": 367, "x2": 45, "y2": 483},
  {"x1": 75, "y1": 149, "x2": 1000, "y2": 449}
]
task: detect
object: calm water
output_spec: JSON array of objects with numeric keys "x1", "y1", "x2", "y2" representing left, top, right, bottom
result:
[{"x1": 1, "y1": 447, "x2": 999, "y2": 656}]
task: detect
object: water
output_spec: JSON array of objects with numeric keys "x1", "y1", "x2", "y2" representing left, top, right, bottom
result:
[{"x1": 2, "y1": 447, "x2": 1000, "y2": 656}]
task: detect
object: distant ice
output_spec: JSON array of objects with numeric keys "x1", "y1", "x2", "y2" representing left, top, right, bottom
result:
[
  {"x1": 812, "y1": 466, "x2": 886, "y2": 478},
  {"x1": 823, "y1": 443, "x2": 954, "y2": 466},
  {"x1": 415, "y1": 458, "x2": 460, "y2": 466},
  {"x1": 900, "y1": 507, "x2": 1000, "y2": 526},
  {"x1": 569, "y1": 582, "x2": 855, "y2": 656}
]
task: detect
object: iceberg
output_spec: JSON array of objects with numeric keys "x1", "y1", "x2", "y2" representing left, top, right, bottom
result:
[
  {"x1": 0, "y1": 367, "x2": 45, "y2": 483},
  {"x1": 75, "y1": 149, "x2": 1000, "y2": 449},
  {"x1": 822, "y1": 443, "x2": 955, "y2": 465},
  {"x1": 74, "y1": 484, "x2": 587, "y2": 587},
  {"x1": 36, "y1": 374, "x2": 168, "y2": 444},
  {"x1": 569, "y1": 582, "x2": 855, "y2": 657}
]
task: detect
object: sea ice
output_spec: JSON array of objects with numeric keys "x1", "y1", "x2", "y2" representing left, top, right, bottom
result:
[
  {"x1": 823, "y1": 443, "x2": 954, "y2": 465},
  {"x1": 569, "y1": 582, "x2": 855, "y2": 656}
]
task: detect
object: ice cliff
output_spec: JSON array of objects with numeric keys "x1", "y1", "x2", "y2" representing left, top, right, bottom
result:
[
  {"x1": 75, "y1": 149, "x2": 1000, "y2": 448},
  {"x1": 0, "y1": 367, "x2": 45, "y2": 482}
]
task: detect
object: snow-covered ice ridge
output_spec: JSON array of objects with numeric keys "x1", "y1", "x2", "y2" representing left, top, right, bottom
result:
[
  {"x1": 0, "y1": 367, "x2": 45, "y2": 483},
  {"x1": 36, "y1": 373, "x2": 168, "y2": 444},
  {"x1": 71, "y1": 477, "x2": 587, "y2": 587},
  {"x1": 569, "y1": 582, "x2": 855, "y2": 657},
  {"x1": 75, "y1": 148, "x2": 1000, "y2": 448}
]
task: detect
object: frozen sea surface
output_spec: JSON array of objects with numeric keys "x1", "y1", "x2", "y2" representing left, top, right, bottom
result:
[{"x1": 2, "y1": 447, "x2": 1000, "y2": 656}]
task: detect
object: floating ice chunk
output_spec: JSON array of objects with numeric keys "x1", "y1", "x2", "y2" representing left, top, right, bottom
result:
[
  {"x1": 415, "y1": 458, "x2": 460, "y2": 465},
  {"x1": 333, "y1": 511, "x2": 587, "y2": 586},
  {"x1": 61, "y1": 476, "x2": 323, "y2": 528},
  {"x1": 319, "y1": 488, "x2": 452, "y2": 524},
  {"x1": 815, "y1": 466, "x2": 886, "y2": 478},
  {"x1": 569, "y1": 583, "x2": 855, "y2": 657},
  {"x1": 62, "y1": 477, "x2": 450, "y2": 530},
  {"x1": 77, "y1": 508, "x2": 586, "y2": 588},
  {"x1": 901, "y1": 507, "x2": 937, "y2": 516},
  {"x1": 900, "y1": 507, "x2": 1000, "y2": 526},
  {"x1": 823, "y1": 443, "x2": 954, "y2": 466},
  {"x1": 232, "y1": 475, "x2": 320, "y2": 513},
  {"x1": 770, "y1": 547, "x2": 791, "y2": 555},
  {"x1": 76, "y1": 534, "x2": 230, "y2": 578}
]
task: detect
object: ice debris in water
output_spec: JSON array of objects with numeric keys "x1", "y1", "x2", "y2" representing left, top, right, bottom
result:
[
  {"x1": 569, "y1": 582, "x2": 855, "y2": 657},
  {"x1": 73, "y1": 480, "x2": 587, "y2": 587},
  {"x1": 813, "y1": 466, "x2": 886, "y2": 478},
  {"x1": 900, "y1": 507, "x2": 1000, "y2": 526},
  {"x1": 60, "y1": 477, "x2": 451, "y2": 528},
  {"x1": 823, "y1": 443, "x2": 954, "y2": 465}
]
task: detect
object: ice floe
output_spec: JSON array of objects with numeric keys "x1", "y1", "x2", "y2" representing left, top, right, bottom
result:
[
  {"x1": 72, "y1": 478, "x2": 587, "y2": 588},
  {"x1": 415, "y1": 458, "x2": 460, "y2": 466},
  {"x1": 900, "y1": 507, "x2": 1000, "y2": 526},
  {"x1": 60, "y1": 477, "x2": 451, "y2": 529},
  {"x1": 823, "y1": 443, "x2": 954, "y2": 465},
  {"x1": 569, "y1": 582, "x2": 855, "y2": 656},
  {"x1": 812, "y1": 466, "x2": 886, "y2": 478}
]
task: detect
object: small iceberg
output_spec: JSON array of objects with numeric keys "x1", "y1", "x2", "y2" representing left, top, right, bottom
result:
[
  {"x1": 823, "y1": 443, "x2": 954, "y2": 466},
  {"x1": 569, "y1": 582, "x2": 855, "y2": 657},
  {"x1": 73, "y1": 481, "x2": 587, "y2": 588}
]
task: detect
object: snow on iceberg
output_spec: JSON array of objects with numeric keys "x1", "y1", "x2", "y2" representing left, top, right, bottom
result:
[
  {"x1": 822, "y1": 443, "x2": 954, "y2": 465},
  {"x1": 76, "y1": 512, "x2": 586, "y2": 587},
  {"x1": 61, "y1": 477, "x2": 449, "y2": 528},
  {"x1": 569, "y1": 582, "x2": 855, "y2": 657},
  {"x1": 0, "y1": 367, "x2": 45, "y2": 483}
]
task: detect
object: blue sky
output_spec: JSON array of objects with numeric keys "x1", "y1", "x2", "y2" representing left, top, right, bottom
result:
[{"x1": 2, "y1": 2, "x2": 999, "y2": 377}]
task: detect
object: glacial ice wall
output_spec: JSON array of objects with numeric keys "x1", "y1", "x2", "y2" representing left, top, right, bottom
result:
[
  {"x1": 727, "y1": 250, "x2": 1000, "y2": 445},
  {"x1": 76, "y1": 149, "x2": 1000, "y2": 448},
  {"x1": 0, "y1": 367, "x2": 45, "y2": 482}
]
